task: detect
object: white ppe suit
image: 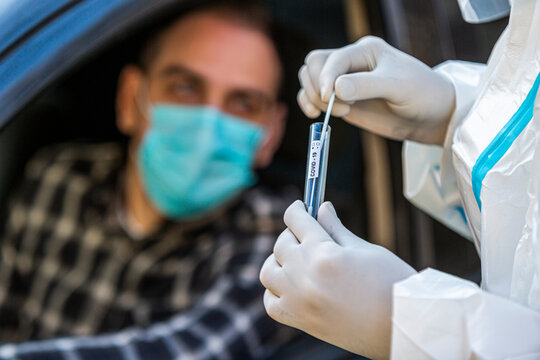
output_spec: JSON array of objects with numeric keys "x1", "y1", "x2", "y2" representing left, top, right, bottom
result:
[{"x1": 397, "y1": 0, "x2": 540, "y2": 357}]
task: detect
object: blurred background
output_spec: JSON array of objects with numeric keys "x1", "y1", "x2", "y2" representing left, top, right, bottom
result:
[{"x1": 0, "y1": 0, "x2": 508, "y2": 358}]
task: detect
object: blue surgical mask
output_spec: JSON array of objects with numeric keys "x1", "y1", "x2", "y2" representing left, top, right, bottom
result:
[{"x1": 137, "y1": 104, "x2": 266, "y2": 219}]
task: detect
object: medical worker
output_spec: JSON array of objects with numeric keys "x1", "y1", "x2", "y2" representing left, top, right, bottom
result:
[{"x1": 260, "y1": 0, "x2": 540, "y2": 358}]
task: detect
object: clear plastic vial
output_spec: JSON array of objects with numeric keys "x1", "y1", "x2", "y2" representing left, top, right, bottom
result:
[{"x1": 304, "y1": 122, "x2": 331, "y2": 218}]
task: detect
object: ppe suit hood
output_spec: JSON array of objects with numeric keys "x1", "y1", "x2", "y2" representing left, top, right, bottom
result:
[{"x1": 456, "y1": 0, "x2": 510, "y2": 23}]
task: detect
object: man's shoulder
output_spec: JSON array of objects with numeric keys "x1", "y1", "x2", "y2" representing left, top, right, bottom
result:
[{"x1": 25, "y1": 142, "x2": 125, "y2": 181}]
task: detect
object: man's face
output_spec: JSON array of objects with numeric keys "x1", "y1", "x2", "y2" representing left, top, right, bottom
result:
[{"x1": 117, "y1": 10, "x2": 286, "y2": 168}]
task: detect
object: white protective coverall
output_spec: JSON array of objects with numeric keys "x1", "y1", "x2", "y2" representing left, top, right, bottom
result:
[{"x1": 396, "y1": 0, "x2": 540, "y2": 357}]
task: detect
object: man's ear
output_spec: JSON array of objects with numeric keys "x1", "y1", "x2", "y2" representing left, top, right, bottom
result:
[
  {"x1": 254, "y1": 102, "x2": 288, "y2": 168},
  {"x1": 116, "y1": 65, "x2": 144, "y2": 136}
]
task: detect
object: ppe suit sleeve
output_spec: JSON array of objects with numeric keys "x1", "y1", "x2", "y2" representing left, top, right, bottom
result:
[
  {"x1": 403, "y1": 61, "x2": 486, "y2": 240},
  {"x1": 391, "y1": 268, "x2": 540, "y2": 359}
]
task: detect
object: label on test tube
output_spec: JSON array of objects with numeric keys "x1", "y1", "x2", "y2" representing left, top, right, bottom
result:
[{"x1": 308, "y1": 140, "x2": 322, "y2": 179}]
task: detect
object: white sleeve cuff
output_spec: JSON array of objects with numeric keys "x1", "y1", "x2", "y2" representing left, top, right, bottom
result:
[{"x1": 391, "y1": 268, "x2": 540, "y2": 359}]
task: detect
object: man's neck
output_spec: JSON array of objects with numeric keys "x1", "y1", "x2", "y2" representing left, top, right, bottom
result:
[{"x1": 124, "y1": 157, "x2": 165, "y2": 236}]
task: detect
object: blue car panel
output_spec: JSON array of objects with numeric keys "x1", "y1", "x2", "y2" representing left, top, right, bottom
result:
[
  {"x1": 0, "y1": 0, "x2": 79, "y2": 57},
  {"x1": 0, "y1": 0, "x2": 185, "y2": 129}
]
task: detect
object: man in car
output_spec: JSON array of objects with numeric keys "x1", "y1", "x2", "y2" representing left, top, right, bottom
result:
[{"x1": 0, "y1": 0, "x2": 293, "y2": 358}]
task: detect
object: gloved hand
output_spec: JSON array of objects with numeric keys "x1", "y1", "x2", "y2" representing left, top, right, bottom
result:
[
  {"x1": 298, "y1": 36, "x2": 456, "y2": 145},
  {"x1": 260, "y1": 201, "x2": 416, "y2": 360}
]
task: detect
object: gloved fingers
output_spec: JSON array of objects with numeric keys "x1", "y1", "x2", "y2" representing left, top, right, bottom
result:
[
  {"x1": 304, "y1": 53, "x2": 355, "y2": 107},
  {"x1": 264, "y1": 290, "x2": 301, "y2": 329},
  {"x1": 263, "y1": 289, "x2": 287, "y2": 324},
  {"x1": 305, "y1": 49, "x2": 333, "y2": 72},
  {"x1": 335, "y1": 71, "x2": 401, "y2": 104},
  {"x1": 317, "y1": 202, "x2": 368, "y2": 248},
  {"x1": 343, "y1": 99, "x2": 415, "y2": 140},
  {"x1": 306, "y1": 49, "x2": 353, "y2": 103},
  {"x1": 299, "y1": 66, "x2": 351, "y2": 117},
  {"x1": 260, "y1": 254, "x2": 285, "y2": 297},
  {"x1": 297, "y1": 93, "x2": 350, "y2": 118},
  {"x1": 273, "y1": 229, "x2": 299, "y2": 266},
  {"x1": 319, "y1": 38, "x2": 383, "y2": 101},
  {"x1": 283, "y1": 200, "x2": 333, "y2": 245},
  {"x1": 299, "y1": 65, "x2": 323, "y2": 114},
  {"x1": 304, "y1": 50, "x2": 330, "y2": 97},
  {"x1": 297, "y1": 89, "x2": 321, "y2": 119}
]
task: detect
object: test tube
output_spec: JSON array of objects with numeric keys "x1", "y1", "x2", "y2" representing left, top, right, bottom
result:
[{"x1": 304, "y1": 122, "x2": 331, "y2": 218}]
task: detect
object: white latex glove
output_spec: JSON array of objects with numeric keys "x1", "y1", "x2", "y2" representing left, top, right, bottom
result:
[
  {"x1": 260, "y1": 201, "x2": 416, "y2": 360},
  {"x1": 298, "y1": 36, "x2": 456, "y2": 145}
]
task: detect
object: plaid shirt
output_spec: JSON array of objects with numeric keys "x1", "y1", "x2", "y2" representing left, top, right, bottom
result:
[{"x1": 0, "y1": 142, "x2": 296, "y2": 359}]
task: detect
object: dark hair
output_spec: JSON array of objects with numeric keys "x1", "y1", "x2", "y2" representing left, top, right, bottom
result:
[{"x1": 136, "y1": 0, "x2": 276, "y2": 71}]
